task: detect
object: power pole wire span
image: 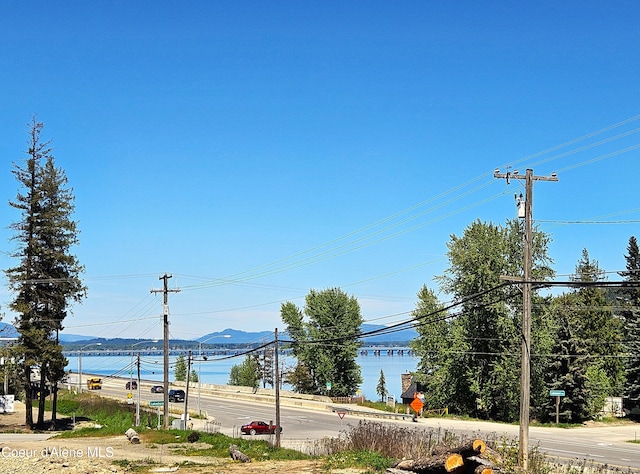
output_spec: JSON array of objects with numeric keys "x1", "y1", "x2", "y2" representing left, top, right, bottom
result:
[
  {"x1": 494, "y1": 168, "x2": 558, "y2": 470},
  {"x1": 151, "y1": 273, "x2": 180, "y2": 429}
]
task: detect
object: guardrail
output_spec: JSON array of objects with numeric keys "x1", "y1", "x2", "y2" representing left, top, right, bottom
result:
[{"x1": 330, "y1": 406, "x2": 417, "y2": 421}]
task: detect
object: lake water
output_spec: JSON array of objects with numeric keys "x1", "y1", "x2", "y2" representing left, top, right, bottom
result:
[{"x1": 66, "y1": 349, "x2": 418, "y2": 400}]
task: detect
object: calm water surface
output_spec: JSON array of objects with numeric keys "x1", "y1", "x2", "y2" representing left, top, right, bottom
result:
[{"x1": 66, "y1": 350, "x2": 418, "y2": 400}]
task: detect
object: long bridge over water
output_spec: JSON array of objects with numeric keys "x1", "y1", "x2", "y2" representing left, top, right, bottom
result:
[{"x1": 64, "y1": 346, "x2": 414, "y2": 358}]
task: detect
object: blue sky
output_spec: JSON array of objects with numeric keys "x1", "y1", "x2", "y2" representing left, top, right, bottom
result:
[{"x1": 0, "y1": 2, "x2": 638, "y2": 340}]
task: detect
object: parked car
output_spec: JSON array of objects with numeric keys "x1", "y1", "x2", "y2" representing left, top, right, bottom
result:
[
  {"x1": 240, "y1": 420, "x2": 282, "y2": 435},
  {"x1": 168, "y1": 389, "x2": 185, "y2": 402},
  {"x1": 150, "y1": 385, "x2": 163, "y2": 393},
  {"x1": 125, "y1": 381, "x2": 137, "y2": 390}
]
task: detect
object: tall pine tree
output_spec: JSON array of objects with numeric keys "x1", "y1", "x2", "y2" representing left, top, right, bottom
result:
[
  {"x1": 545, "y1": 249, "x2": 624, "y2": 422},
  {"x1": 544, "y1": 294, "x2": 592, "y2": 422},
  {"x1": 620, "y1": 236, "x2": 640, "y2": 410},
  {"x1": 5, "y1": 117, "x2": 85, "y2": 428}
]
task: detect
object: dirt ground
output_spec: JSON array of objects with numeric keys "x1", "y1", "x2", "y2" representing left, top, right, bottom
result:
[{"x1": 0, "y1": 402, "x2": 363, "y2": 473}]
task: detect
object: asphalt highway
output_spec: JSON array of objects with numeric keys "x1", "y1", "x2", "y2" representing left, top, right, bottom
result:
[{"x1": 89, "y1": 376, "x2": 640, "y2": 470}]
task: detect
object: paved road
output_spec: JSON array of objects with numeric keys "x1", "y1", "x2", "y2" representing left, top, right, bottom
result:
[{"x1": 94, "y1": 376, "x2": 640, "y2": 470}]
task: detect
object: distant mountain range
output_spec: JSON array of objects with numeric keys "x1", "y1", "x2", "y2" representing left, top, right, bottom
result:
[
  {"x1": 197, "y1": 324, "x2": 418, "y2": 345},
  {"x1": 0, "y1": 322, "x2": 418, "y2": 345},
  {"x1": 0, "y1": 322, "x2": 19, "y2": 339}
]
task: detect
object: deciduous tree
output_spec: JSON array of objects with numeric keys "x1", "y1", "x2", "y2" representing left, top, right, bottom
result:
[
  {"x1": 281, "y1": 288, "x2": 363, "y2": 397},
  {"x1": 228, "y1": 355, "x2": 260, "y2": 389},
  {"x1": 427, "y1": 219, "x2": 554, "y2": 421}
]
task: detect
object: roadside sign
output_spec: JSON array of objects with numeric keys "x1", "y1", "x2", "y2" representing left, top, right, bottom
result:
[
  {"x1": 337, "y1": 411, "x2": 346, "y2": 420},
  {"x1": 549, "y1": 390, "x2": 565, "y2": 397},
  {"x1": 410, "y1": 397, "x2": 424, "y2": 414},
  {"x1": 326, "y1": 382, "x2": 332, "y2": 391},
  {"x1": 150, "y1": 400, "x2": 164, "y2": 407}
]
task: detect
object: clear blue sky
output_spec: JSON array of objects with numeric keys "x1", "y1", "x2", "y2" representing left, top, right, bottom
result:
[{"x1": 0, "y1": 2, "x2": 638, "y2": 340}]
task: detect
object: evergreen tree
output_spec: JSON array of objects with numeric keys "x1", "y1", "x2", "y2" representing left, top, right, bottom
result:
[
  {"x1": 376, "y1": 369, "x2": 387, "y2": 401},
  {"x1": 571, "y1": 250, "x2": 624, "y2": 393},
  {"x1": 174, "y1": 355, "x2": 187, "y2": 382},
  {"x1": 228, "y1": 355, "x2": 260, "y2": 389},
  {"x1": 190, "y1": 368, "x2": 198, "y2": 383},
  {"x1": 5, "y1": 118, "x2": 85, "y2": 428},
  {"x1": 281, "y1": 288, "x2": 363, "y2": 397},
  {"x1": 620, "y1": 236, "x2": 640, "y2": 408},
  {"x1": 544, "y1": 250, "x2": 625, "y2": 422},
  {"x1": 543, "y1": 295, "x2": 592, "y2": 422}
]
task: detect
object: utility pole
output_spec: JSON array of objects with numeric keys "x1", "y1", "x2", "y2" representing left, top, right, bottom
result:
[
  {"x1": 274, "y1": 328, "x2": 281, "y2": 448},
  {"x1": 136, "y1": 353, "x2": 141, "y2": 426},
  {"x1": 184, "y1": 350, "x2": 192, "y2": 430},
  {"x1": 494, "y1": 168, "x2": 557, "y2": 470},
  {"x1": 151, "y1": 273, "x2": 180, "y2": 429}
]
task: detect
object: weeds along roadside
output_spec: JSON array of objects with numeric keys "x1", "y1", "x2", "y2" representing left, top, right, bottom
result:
[{"x1": 32, "y1": 392, "x2": 638, "y2": 474}]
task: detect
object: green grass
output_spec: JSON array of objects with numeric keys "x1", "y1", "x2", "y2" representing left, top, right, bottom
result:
[
  {"x1": 41, "y1": 392, "x2": 154, "y2": 437},
  {"x1": 45, "y1": 392, "x2": 312, "y2": 462},
  {"x1": 111, "y1": 458, "x2": 159, "y2": 472},
  {"x1": 324, "y1": 450, "x2": 393, "y2": 473},
  {"x1": 358, "y1": 400, "x2": 399, "y2": 414},
  {"x1": 143, "y1": 429, "x2": 311, "y2": 462},
  {"x1": 40, "y1": 392, "x2": 639, "y2": 474}
]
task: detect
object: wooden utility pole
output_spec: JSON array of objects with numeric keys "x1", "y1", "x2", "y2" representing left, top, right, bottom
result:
[
  {"x1": 494, "y1": 168, "x2": 557, "y2": 470},
  {"x1": 184, "y1": 350, "x2": 192, "y2": 429},
  {"x1": 274, "y1": 328, "x2": 281, "y2": 448},
  {"x1": 151, "y1": 273, "x2": 180, "y2": 429}
]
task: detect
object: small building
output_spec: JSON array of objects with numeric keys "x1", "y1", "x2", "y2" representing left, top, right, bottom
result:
[{"x1": 400, "y1": 373, "x2": 426, "y2": 405}]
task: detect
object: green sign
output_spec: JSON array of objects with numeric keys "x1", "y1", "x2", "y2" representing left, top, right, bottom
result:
[
  {"x1": 549, "y1": 390, "x2": 565, "y2": 397},
  {"x1": 150, "y1": 400, "x2": 164, "y2": 407}
]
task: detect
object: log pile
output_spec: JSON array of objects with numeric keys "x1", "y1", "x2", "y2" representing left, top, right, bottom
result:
[{"x1": 387, "y1": 439, "x2": 501, "y2": 474}]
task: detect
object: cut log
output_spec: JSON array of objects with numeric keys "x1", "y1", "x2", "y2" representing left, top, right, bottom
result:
[
  {"x1": 394, "y1": 459, "x2": 414, "y2": 470},
  {"x1": 228, "y1": 444, "x2": 251, "y2": 463},
  {"x1": 466, "y1": 455, "x2": 495, "y2": 467},
  {"x1": 394, "y1": 453, "x2": 464, "y2": 473},
  {"x1": 125, "y1": 428, "x2": 140, "y2": 444},
  {"x1": 476, "y1": 446, "x2": 503, "y2": 466},
  {"x1": 472, "y1": 466, "x2": 493, "y2": 474},
  {"x1": 433, "y1": 439, "x2": 486, "y2": 458},
  {"x1": 466, "y1": 455, "x2": 498, "y2": 474}
]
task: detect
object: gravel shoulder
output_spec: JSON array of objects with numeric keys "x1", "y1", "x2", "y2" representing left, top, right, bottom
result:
[{"x1": 0, "y1": 402, "x2": 341, "y2": 473}]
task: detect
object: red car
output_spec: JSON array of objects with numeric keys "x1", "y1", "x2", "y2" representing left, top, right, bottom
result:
[{"x1": 240, "y1": 421, "x2": 282, "y2": 435}]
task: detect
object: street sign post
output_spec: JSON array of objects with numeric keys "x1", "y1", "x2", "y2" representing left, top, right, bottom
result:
[
  {"x1": 150, "y1": 400, "x2": 164, "y2": 407},
  {"x1": 549, "y1": 390, "x2": 565, "y2": 423}
]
